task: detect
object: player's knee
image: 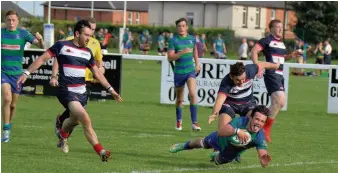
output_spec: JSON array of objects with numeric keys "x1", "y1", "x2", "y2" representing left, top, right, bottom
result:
[
  {"x1": 9, "y1": 104, "x2": 16, "y2": 111},
  {"x1": 279, "y1": 98, "x2": 285, "y2": 108},
  {"x1": 176, "y1": 99, "x2": 184, "y2": 106},
  {"x1": 2, "y1": 94, "x2": 12, "y2": 106},
  {"x1": 188, "y1": 92, "x2": 196, "y2": 100},
  {"x1": 80, "y1": 116, "x2": 92, "y2": 128},
  {"x1": 273, "y1": 96, "x2": 285, "y2": 109}
]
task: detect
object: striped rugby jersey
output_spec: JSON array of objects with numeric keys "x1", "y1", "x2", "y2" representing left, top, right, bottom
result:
[
  {"x1": 257, "y1": 35, "x2": 287, "y2": 76},
  {"x1": 47, "y1": 41, "x2": 95, "y2": 94},
  {"x1": 168, "y1": 34, "x2": 196, "y2": 74},
  {"x1": 218, "y1": 64, "x2": 258, "y2": 104},
  {"x1": 1, "y1": 28, "x2": 35, "y2": 76}
]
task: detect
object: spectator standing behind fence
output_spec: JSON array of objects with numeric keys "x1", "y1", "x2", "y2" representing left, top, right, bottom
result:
[
  {"x1": 165, "y1": 32, "x2": 173, "y2": 51},
  {"x1": 195, "y1": 33, "x2": 204, "y2": 58},
  {"x1": 128, "y1": 31, "x2": 133, "y2": 54},
  {"x1": 201, "y1": 34, "x2": 208, "y2": 57},
  {"x1": 238, "y1": 37, "x2": 248, "y2": 60},
  {"x1": 324, "y1": 39, "x2": 332, "y2": 65},
  {"x1": 293, "y1": 39, "x2": 305, "y2": 75},
  {"x1": 122, "y1": 28, "x2": 130, "y2": 54},
  {"x1": 58, "y1": 29, "x2": 66, "y2": 41},
  {"x1": 157, "y1": 32, "x2": 166, "y2": 56},
  {"x1": 213, "y1": 34, "x2": 227, "y2": 59},
  {"x1": 96, "y1": 28, "x2": 104, "y2": 48},
  {"x1": 67, "y1": 26, "x2": 73, "y2": 37},
  {"x1": 139, "y1": 30, "x2": 152, "y2": 55},
  {"x1": 313, "y1": 41, "x2": 325, "y2": 76},
  {"x1": 301, "y1": 40, "x2": 312, "y2": 64},
  {"x1": 101, "y1": 28, "x2": 112, "y2": 54}
]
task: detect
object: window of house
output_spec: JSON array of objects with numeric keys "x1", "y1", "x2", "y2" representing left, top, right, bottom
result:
[
  {"x1": 242, "y1": 7, "x2": 248, "y2": 28},
  {"x1": 255, "y1": 8, "x2": 261, "y2": 28},
  {"x1": 136, "y1": 12, "x2": 140, "y2": 24},
  {"x1": 186, "y1": 12, "x2": 194, "y2": 26},
  {"x1": 271, "y1": 9, "x2": 276, "y2": 20},
  {"x1": 128, "y1": 12, "x2": 133, "y2": 24}
]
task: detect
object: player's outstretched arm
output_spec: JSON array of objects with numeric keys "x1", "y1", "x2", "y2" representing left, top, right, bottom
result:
[
  {"x1": 16, "y1": 51, "x2": 52, "y2": 88},
  {"x1": 208, "y1": 93, "x2": 227, "y2": 124},
  {"x1": 257, "y1": 149, "x2": 272, "y2": 168},
  {"x1": 91, "y1": 65, "x2": 122, "y2": 102}
]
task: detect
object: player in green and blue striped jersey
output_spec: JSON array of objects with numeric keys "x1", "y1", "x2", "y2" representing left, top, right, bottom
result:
[
  {"x1": 1, "y1": 11, "x2": 45, "y2": 142},
  {"x1": 167, "y1": 18, "x2": 201, "y2": 131}
]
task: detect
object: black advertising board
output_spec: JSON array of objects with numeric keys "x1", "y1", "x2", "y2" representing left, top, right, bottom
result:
[{"x1": 21, "y1": 49, "x2": 122, "y2": 99}]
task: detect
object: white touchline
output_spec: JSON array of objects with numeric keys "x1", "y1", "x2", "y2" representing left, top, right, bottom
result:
[
  {"x1": 129, "y1": 160, "x2": 338, "y2": 173},
  {"x1": 20, "y1": 125, "x2": 44, "y2": 129}
]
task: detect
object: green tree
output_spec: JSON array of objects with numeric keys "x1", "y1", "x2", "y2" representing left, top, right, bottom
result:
[{"x1": 290, "y1": 1, "x2": 338, "y2": 43}]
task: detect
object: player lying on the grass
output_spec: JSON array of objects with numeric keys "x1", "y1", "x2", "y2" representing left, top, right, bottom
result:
[
  {"x1": 207, "y1": 61, "x2": 279, "y2": 162},
  {"x1": 169, "y1": 105, "x2": 272, "y2": 168},
  {"x1": 16, "y1": 20, "x2": 122, "y2": 162}
]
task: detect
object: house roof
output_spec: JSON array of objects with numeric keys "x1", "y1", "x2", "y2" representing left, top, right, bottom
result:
[
  {"x1": 1, "y1": 1, "x2": 34, "y2": 18},
  {"x1": 220, "y1": 1, "x2": 292, "y2": 10},
  {"x1": 41, "y1": 1, "x2": 148, "y2": 12},
  {"x1": 162, "y1": 1, "x2": 292, "y2": 10}
]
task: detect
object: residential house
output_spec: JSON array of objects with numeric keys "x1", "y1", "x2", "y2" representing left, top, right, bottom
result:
[
  {"x1": 41, "y1": 1, "x2": 149, "y2": 25},
  {"x1": 149, "y1": 1, "x2": 297, "y2": 40}
]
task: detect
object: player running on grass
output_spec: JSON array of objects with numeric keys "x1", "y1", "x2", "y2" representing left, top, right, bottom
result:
[
  {"x1": 16, "y1": 20, "x2": 122, "y2": 162},
  {"x1": 1, "y1": 10, "x2": 45, "y2": 142},
  {"x1": 49, "y1": 17, "x2": 105, "y2": 139},
  {"x1": 167, "y1": 18, "x2": 201, "y2": 131},
  {"x1": 251, "y1": 19, "x2": 301, "y2": 142},
  {"x1": 169, "y1": 105, "x2": 272, "y2": 167}
]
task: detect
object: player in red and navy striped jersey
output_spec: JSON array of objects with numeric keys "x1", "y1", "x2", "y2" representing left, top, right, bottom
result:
[
  {"x1": 251, "y1": 19, "x2": 300, "y2": 142},
  {"x1": 16, "y1": 20, "x2": 122, "y2": 162}
]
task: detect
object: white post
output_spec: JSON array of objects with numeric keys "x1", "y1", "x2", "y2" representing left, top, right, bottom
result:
[
  {"x1": 33, "y1": 1, "x2": 36, "y2": 16},
  {"x1": 123, "y1": 0, "x2": 127, "y2": 29},
  {"x1": 91, "y1": 1, "x2": 94, "y2": 17},
  {"x1": 48, "y1": 1, "x2": 51, "y2": 24},
  {"x1": 120, "y1": 1, "x2": 127, "y2": 53}
]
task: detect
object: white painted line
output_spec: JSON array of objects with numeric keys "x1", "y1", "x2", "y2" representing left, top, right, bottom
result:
[
  {"x1": 133, "y1": 133, "x2": 175, "y2": 138},
  {"x1": 130, "y1": 160, "x2": 338, "y2": 173},
  {"x1": 100, "y1": 132, "x2": 175, "y2": 139},
  {"x1": 20, "y1": 125, "x2": 44, "y2": 129}
]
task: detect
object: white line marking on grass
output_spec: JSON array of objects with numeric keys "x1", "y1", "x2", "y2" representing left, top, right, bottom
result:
[
  {"x1": 20, "y1": 125, "x2": 44, "y2": 129},
  {"x1": 133, "y1": 133, "x2": 175, "y2": 138},
  {"x1": 130, "y1": 160, "x2": 338, "y2": 173},
  {"x1": 100, "y1": 132, "x2": 175, "y2": 139}
]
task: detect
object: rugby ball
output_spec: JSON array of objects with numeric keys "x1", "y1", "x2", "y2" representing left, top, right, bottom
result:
[{"x1": 229, "y1": 130, "x2": 252, "y2": 147}]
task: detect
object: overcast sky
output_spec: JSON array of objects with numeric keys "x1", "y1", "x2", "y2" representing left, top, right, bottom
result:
[{"x1": 17, "y1": 1, "x2": 45, "y2": 17}]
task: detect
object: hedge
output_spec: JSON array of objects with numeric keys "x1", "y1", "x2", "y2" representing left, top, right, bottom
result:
[{"x1": 22, "y1": 19, "x2": 235, "y2": 51}]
